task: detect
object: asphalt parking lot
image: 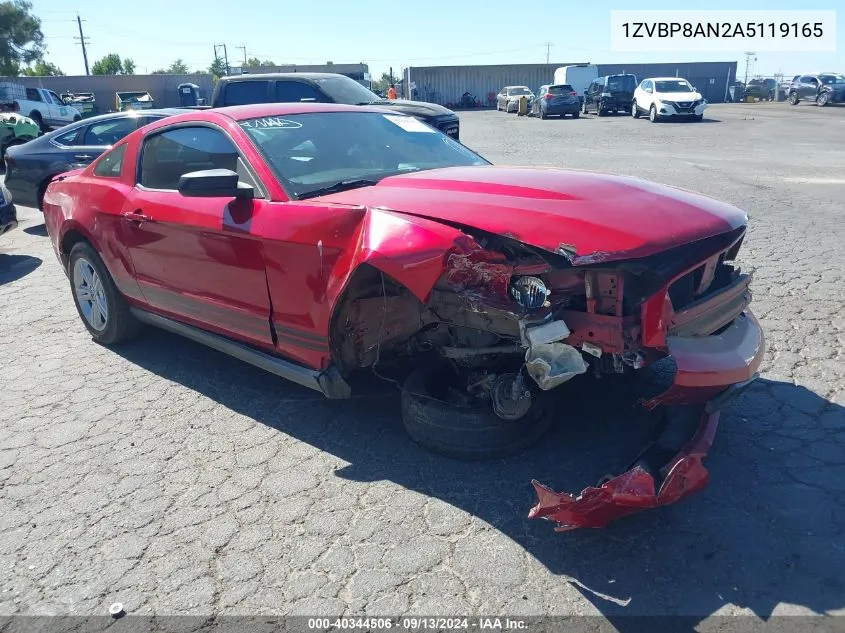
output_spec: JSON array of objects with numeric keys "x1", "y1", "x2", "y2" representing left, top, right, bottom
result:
[{"x1": 1, "y1": 102, "x2": 844, "y2": 621}]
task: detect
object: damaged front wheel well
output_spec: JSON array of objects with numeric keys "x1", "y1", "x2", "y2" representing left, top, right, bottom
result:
[{"x1": 329, "y1": 264, "x2": 425, "y2": 374}]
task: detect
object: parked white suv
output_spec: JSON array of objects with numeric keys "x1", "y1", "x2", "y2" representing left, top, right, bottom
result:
[{"x1": 632, "y1": 77, "x2": 707, "y2": 122}]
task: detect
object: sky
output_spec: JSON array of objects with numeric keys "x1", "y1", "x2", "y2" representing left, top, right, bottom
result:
[{"x1": 31, "y1": 0, "x2": 843, "y2": 80}]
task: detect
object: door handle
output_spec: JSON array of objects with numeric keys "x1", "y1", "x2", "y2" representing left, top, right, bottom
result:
[
  {"x1": 73, "y1": 154, "x2": 94, "y2": 161},
  {"x1": 123, "y1": 209, "x2": 153, "y2": 223}
]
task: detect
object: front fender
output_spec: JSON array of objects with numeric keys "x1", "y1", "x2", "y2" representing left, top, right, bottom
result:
[{"x1": 326, "y1": 207, "x2": 470, "y2": 309}]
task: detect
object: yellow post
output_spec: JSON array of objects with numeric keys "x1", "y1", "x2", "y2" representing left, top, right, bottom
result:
[{"x1": 518, "y1": 95, "x2": 528, "y2": 116}]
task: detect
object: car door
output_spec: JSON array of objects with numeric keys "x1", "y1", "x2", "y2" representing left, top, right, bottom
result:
[
  {"x1": 497, "y1": 88, "x2": 506, "y2": 109},
  {"x1": 800, "y1": 76, "x2": 819, "y2": 99},
  {"x1": 120, "y1": 124, "x2": 275, "y2": 349},
  {"x1": 47, "y1": 90, "x2": 73, "y2": 125}
]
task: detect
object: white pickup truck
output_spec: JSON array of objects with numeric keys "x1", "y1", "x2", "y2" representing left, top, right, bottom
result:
[{"x1": 0, "y1": 83, "x2": 81, "y2": 132}]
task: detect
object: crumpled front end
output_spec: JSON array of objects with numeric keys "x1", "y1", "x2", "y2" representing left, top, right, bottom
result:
[
  {"x1": 526, "y1": 228, "x2": 765, "y2": 531},
  {"x1": 332, "y1": 214, "x2": 764, "y2": 531}
]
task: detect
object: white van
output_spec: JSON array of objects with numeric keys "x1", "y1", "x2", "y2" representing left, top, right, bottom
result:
[{"x1": 553, "y1": 64, "x2": 599, "y2": 103}]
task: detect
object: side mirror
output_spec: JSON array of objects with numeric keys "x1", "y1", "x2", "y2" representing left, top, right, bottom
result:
[{"x1": 178, "y1": 169, "x2": 254, "y2": 199}]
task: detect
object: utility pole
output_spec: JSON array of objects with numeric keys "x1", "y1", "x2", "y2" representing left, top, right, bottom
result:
[
  {"x1": 545, "y1": 42, "x2": 552, "y2": 64},
  {"x1": 743, "y1": 51, "x2": 756, "y2": 86},
  {"x1": 74, "y1": 14, "x2": 90, "y2": 75},
  {"x1": 389, "y1": 66, "x2": 393, "y2": 84},
  {"x1": 214, "y1": 44, "x2": 230, "y2": 75},
  {"x1": 236, "y1": 46, "x2": 246, "y2": 66}
]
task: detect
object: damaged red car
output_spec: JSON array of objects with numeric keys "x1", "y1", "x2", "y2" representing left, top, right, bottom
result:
[{"x1": 42, "y1": 103, "x2": 764, "y2": 531}]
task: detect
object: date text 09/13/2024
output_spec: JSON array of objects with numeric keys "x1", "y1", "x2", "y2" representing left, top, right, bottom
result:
[{"x1": 307, "y1": 618, "x2": 528, "y2": 630}]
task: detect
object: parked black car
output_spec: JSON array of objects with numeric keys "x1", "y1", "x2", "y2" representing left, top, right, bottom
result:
[
  {"x1": 531, "y1": 84, "x2": 580, "y2": 119},
  {"x1": 744, "y1": 78, "x2": 776, "y2": 101},
  {"x1": 583, "y1": 74, "x2": 638, "y2": 116},
  {"x1": 3, "y1": 108, "x2": 188, "y2": 211},
  {"x1": 788, "y1": 73, "x2": 845, "y2": 106},
  {"x1": 0, "y1": 181, "x2": 16, "y2": 236},
  {"x1": 211, "y1": 73, "x2": 461, "y2": 139}
]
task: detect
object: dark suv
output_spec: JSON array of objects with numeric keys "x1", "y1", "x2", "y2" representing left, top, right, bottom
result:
[
  {"x1": 211, "y1": 73, "x2": 461, "y2": 139},
  {"x1": 583, "y1": 74, "x2": 638, "y2": 116},
  {"x1": 787, "y1": 73, "x2": 845, "y2": 107}
]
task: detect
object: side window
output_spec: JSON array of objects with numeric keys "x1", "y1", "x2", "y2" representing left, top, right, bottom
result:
[
  {"x1": 83, "y1": 117, "x2": 138, "y2": 146},
  {"x1": 93, "y1": 144, "x2": 127, "y2": 178},
  {"x1": 275, "y1": 81, "x2": 329, "y2": 102},
  {"x1": 53, "y1": 126, "x2": 84, "y2": 146},
  {"x1": 221, "y1": 81, "x2": 269, "y2": 106},
  {"x1": 26, "y1": 88, "x2": 43, "y2": 102},
  {"x1": 139, "y1": 126, "x2": 240, "y2": 191},
  {"x1": 48, "y1": 91, "x2": 63, "y2": 106}
]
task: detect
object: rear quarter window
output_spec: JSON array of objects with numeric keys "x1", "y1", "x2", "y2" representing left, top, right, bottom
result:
[{"x1": 93, "y1": 144, "x2": 127, "y2": 178}]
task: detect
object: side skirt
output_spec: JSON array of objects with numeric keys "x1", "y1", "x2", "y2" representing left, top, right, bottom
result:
[{"x1": 130, "y1": 308, "x2": 351, "y2": 399}]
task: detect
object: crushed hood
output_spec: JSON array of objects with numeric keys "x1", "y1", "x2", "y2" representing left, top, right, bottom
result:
[{"x1": 318, "y1": 166, "x2": 748, "y2": 264}]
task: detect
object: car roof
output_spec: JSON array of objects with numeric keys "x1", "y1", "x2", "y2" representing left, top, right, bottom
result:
[
  {"x1": 34, "y1": 108, "x2": 192, "y2": 139},
  {"x1": 218, "y1": 72, "x2": 348, "y2": 82},
  {"x1": 648, "y1": 77, "x2": 691, "y2": 81},
  {"x1": 152, "y1": 102, "x2": 404, "y2": 125}
]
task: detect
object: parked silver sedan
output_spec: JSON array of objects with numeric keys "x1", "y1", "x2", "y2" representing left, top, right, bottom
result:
[{"x1": 496, "y1": 86, "x2": 535, "y2": 113}]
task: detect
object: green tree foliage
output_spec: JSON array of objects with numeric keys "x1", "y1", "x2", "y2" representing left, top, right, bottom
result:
[
  {"x1": 21, "y1": 58, "x2": 63, "y2": 76},
  {"x1": 167, "y1": 59, "x2": 188, "y2": 74},
  {"x1": 208, "y1": 57, "x2": 227, "y2": 79},
  {"x1": 0, "y1": 0, "x2": 45, "y2": 76},
  {"x1": 244, "y1": 57, "x2": 274, "y2": 70},
  {"x1": 371, "y1": 72, "x2": 394, "y2": 92},
  {"x1": 91, "y1": 53, "x2": 135, "y2": 75}
]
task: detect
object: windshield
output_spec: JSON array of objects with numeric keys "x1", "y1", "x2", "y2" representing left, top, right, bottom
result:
[
  {"x1": 312, "y1": 76, "x2": 383, "y2": 105},
  {"x1": 548, "y1": 85, "x2": 574, "y2": 94},
  {"x1": 607, "y1": 75, "x2": 637, "y2": 91},
  {"x1": 820, "y1": 74, "x2": 845, "y2": 85},
  {"x1": 655, "y1": 80, "x2": 694, "y2": 93},
  {"x1": 507, "y1": 87, "x2": 532, "y2": 96},
  {"x1": 240, "y1": 111, "x2": 489, "y2": 198}
]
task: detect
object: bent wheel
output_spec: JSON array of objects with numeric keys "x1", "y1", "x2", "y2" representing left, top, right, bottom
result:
[{"x1": 400, "y1": 363, "x2": 556, "y2": 460}]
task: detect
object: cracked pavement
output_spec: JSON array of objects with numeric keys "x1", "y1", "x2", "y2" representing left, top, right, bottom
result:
[{"x1": 1, "y1": 103, "x2": 844, "y2": 621}]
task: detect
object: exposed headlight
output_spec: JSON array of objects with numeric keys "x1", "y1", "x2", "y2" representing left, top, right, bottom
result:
[
  {"x1": 510, "y1": 276, "x2": 550, "y2": 309},
  {"x1": 0, "y1": 184, "x2": 10, "y2": 205}
]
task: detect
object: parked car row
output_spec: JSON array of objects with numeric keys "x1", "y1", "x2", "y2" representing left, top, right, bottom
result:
[{"x1": 497, "y1": 73, "x2": 708, "y2": 123}]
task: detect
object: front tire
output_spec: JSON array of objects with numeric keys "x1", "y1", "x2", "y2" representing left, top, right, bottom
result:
[
  {"x1": 817, "y1": 92, "x2": 830, "y2": 107},
  {"x1": 789, "y1": 91, "x2": 800, "y2": 105},
  {"x1": 68, "y1": 242, "x2": 142, "y2": 345},
  {"x1": 400, "y1": 364, "x2": 556, "y2": 460},
  {"x1": 649, "y1": 104, "x2": 659, "y2": 122},
  {"x1": 572, "y1": 110, "x2": 579, "y2": 119},
  {"x1": 631, "y1": 101, "x2": 640, "y2": 118}
]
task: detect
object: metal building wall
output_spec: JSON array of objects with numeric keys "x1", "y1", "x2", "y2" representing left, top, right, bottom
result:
[
  {"x1": 406, "y1": 61, "x2": 737, "y2": 106},
  {"x1": 0, "y1": 73, "x2": 214, "y2": 110}
]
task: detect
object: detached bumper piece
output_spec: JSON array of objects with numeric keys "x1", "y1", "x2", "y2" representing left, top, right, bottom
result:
[{"x1": 529, "y1": 309, "x2": 764, "y2": 532}]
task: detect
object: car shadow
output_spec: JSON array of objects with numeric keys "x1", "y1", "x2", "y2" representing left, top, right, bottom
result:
[
  {"x1": 0, "y1": 253, "x2": 42, "y2": 284},
  {"x1": 23, "y1": 223, "x2": 48, "y2": 237},
  {"x1": 112, "y1": 329, "x2": 845, "y2": 622}
]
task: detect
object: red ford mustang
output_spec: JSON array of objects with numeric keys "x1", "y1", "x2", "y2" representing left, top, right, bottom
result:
[{"x1": 43, "y1": 103, "x2": 764, "y2": 532}]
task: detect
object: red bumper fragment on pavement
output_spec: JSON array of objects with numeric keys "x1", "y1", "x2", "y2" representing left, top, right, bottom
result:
[
  {"x1": 529, "y1": 408, "x2": 719, "y2": 531},
  {"x1": 528, "y1": 308, "x2": 764, "y2": 532}
]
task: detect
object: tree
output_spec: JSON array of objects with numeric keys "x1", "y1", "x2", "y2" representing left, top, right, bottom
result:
[
  {"x1": 0, "y1": 0, "x2": 45, "y2": 76},
  {"x1": 244, "y1": 57, "x2": 274, "y2": 70},
  {"x1": 208, "y1": 57, "x2": 227, "y2": 79},
  {"x1": 21, "y1": 58, "x2": 63, "y2": 76},
  {"x1": 371, "y1": 72, "x2": 394, "y2": 92},
  {"x1": 167, "y1": 58, "x2": 189, "y2": 74},
  {"x1": 91, "y1": 53, "x2": 135, "y2": 75}
]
